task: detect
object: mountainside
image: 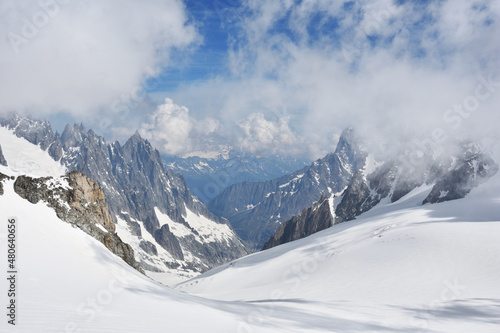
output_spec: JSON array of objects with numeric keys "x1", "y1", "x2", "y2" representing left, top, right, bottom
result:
[
  {"x1": 3, "y1": 156, "x2": 499, "y2": 333},
  {"x1": 0, "y1": 177, "x2": 279, "y2": 333},
  {"x1": 177, "y1": 182, "x2": 500, "y2": 332},
  {"x1": 263, "y1": 141, "x2": 498, "y2": 249},
  {"x1": 207, "y1": 128, "x2": 367, "y2": 249},
  {"x1": 262, "y1": 194, "x2": 334, "y2": 250},
  {"x1": 0, "y1": 144, "x2": 7, "y2": 166},
  {"x1": 0, "y1": 115, "x2": 248, "y2": 280},
  {"x1": 2, "y1": 170, "x2": 142, "y2": 272},
  {"x1": 164, "y1": 150, "x2": 309, "y2": 203}
]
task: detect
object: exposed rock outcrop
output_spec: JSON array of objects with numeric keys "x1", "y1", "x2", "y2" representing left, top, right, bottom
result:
[
  {"x1": 14, "y1": 171, "x2": 142, "y2": 272},
  {"x1": 0, "y1": 144, "x2": 7, "y2": 166},
  {"x1": 423, "y1": 142, "x2": 498, "y2": 204},
  {"x1": 262, "y1": 195, "x2": 333, "y2": 250},
  {"x1": 0, "y1": 172, "x2": 14, "y2": 195}
]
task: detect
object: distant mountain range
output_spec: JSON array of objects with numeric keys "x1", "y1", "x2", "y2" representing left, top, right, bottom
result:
[
  {"x1": 207, "y1": 128, "x2": 367, "y2": 249},
  {"x1": 164, "y1": 150, "x2": 310, "y2": 203}
]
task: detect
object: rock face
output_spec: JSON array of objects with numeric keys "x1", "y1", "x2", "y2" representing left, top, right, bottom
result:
[
  {"x1": 423, "y1": 142, "x2": 498, "y2": 204},
  {"x1": 336, "y1": 141, "x2": 498, "y2": 223},
  {"x1": 0, "y1": 114, "x2": 248, "y2": 274},
  {"x1": 13, "y1": 171, "x2": 142, "y2": 272},
  {"x1": 208, "y1": 128, "x2": 367, "y2": 250},
  {"x1": 263, "y1": 141, "x2": 498, "y2": 250},
  {"x1": 0, "y1": 172, "x2": 14, "y2": 195},
  {"x1": 0, "y1": 144, "x2": 7, "y2": 166},
  {"x1": 262, "y1": 195, "x2": 334, "y2": 250}
]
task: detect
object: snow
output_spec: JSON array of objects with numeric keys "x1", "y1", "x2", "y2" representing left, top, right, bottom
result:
[
  {"x1": 278, "y1": 174, "x2": 304, "y2": 189},
  {"x1": 181, "y1": 147, "x2": 230, "y2": 159},
  {"x1": 114, "y1": 213, "x2": 180, "y2": 273},
  {"x1": 1, "y1": 127, "x2": 500, "y2": 332},
  {"x1": 0, "y1": 127, "x2": 66, "y2": 177},
  {"x1": 0, "y1": 180, "x2": 256, "y2": 333},
  {"x1": 362, "y1": 153, "x2": 382, "y2": 175},
  {"x1": 155, "y1": 207, "x2": 192, "y2": 238},
  {"x1": 328, "y1": 195, "x2": 335, "y2": 218},
  {"x1": 183, "y1": 205, "x2": 235, "y2": 244},
  {"x1": 0, "y1": 184, "x2": 498, "y2": 332},
  {"x1": 439, "y1": 190, "x2": 450, "y2": 199},
  {"x1": 45, "y1": 176, "x2": 71, "y2": 191},
  {"x1": 95, "y1": 223, "x2": 108, "y2": 233},
  {"x1": 154, "y1": 206, "x2": 237, "y2": 245},
  {"x1": 265, "y1": 191, "x2": 275, "y2": 198},
  {"x1": 177, "y1": 183, "x2": 500, "y2": 332}
]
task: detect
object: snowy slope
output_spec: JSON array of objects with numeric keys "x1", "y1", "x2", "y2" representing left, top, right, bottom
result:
[
  {"x1": 0, "y1": 170, "x2": 499, "y2": 332},
  {"x1": 0, "y1": 180, "x2": 242, "y2": 332},
  {"x1": 0, "y1": 127, "x2": 66, "y2": 177},
  {"x1": 177, "y1": 181, "x2": 500, "y2": 332}
]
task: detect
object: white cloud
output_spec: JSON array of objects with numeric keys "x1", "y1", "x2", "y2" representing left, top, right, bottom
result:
[
  {"x1": 237, "y1": 113, "x2": 303, "y2": 156},
  {"x1": 139, "y1": 98, "x2": 221, "y2": 156},
  {"x1": 165, "y1": 0, "x2": 500, "y2": 159},
  {"x1": 2, "y1": 0, "x2": 498, "y2": 160},
  {"x1": 0, "y1": 0, "x2": 198, "y2": 116},
  {"x1": 139, "y1": 98, "x2": 194, "y2": 156}
]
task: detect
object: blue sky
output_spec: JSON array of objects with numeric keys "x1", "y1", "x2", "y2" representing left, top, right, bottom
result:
[
  {"x1": 152, "y1": 0, "x2": 234, "y2": 91},
  {"x1": 1, "y1": 0, "x2": 499, "y2": 159}
]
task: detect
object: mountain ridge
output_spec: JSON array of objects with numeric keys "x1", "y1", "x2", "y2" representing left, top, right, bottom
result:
[
  {"x1": 263, "y1": 140, "x2": 499, "y2": 250},
  {"x1": 0, "y1": 114, "x2": 248, "y2": 279},
  {"x1": 207, "y1": 128, "x2": 367, "y2": 249}
]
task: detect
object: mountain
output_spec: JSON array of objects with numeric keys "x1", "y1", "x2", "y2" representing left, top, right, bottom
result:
[
  {"x1": 0, "y1": 175, "x2": 278, "y2": 333},
  {"x1": 4, "y1": 151, "x2": 499, "y2": 333},
  {"x1": 263, "y1": 140, "x2": 498, "y2": 249},
  {"x1": 163, "y1": 148, "x2": 310, "y2": 203},
  {"x1": 177, "y1": 181, "x2": 500, "y2": 333},
  {"x1": 2, "y1": 117, "x2": 499, "y2": 332},
  {"x1": 207, "y1": 128, "x2": 367, "y2": 249},
  {"x1": 0, "y1": 115, "x2": 248, "y2": 281},
  {"x1": 9, "y1": 170, "x2": 143, "y2": 272},
  {"x1": 262, "y1": 194, "x2": 334, "y2": 250}
]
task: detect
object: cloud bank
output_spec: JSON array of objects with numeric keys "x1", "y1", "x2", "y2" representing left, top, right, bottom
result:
[
  {"x1": 1, "y1": 0, "x2": 499, "y2": 160},
  {"x1": 165, "y1": 0, "x2": 500, "y2": 158},
  {"x1": 0, "y1": 0, "x2": 198, "y2": 116}
]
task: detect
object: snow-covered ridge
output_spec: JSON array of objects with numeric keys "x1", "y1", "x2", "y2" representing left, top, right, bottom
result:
[
  {"x1": 0, "y1": 126, "x2": 67, "y2": 177},
  {"x1": 177, "y1": 185, "x2": 500, "y2": 332}
]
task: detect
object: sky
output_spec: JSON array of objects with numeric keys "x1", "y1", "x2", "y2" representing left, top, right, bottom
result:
[{"x1": 0, "y1": 0, "x2": 499, "y2": 160}]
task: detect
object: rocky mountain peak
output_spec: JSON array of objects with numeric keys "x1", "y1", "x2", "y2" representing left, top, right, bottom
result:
[
  {"x1": 0, "y1": 114, "x2": 248, "y2": 276},
  {"x1": 263, "y1": 138, "x2": 498, "y2": 250},
  {"x1": 208, "y1": 127, "x2": 368, "y2": 250},
  {"x1": 0, "y1": 114, "x2": 57, "y2": 150},
  {"x1": 334, "y1": 127, "x2": 366, "y2": 171}
]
